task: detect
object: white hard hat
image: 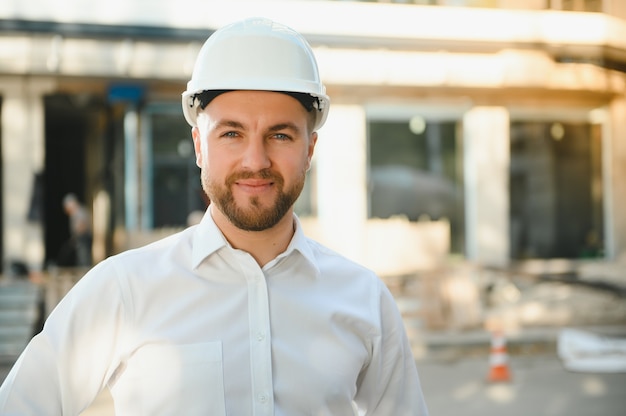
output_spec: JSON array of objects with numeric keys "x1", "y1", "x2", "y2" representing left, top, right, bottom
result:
[{"x1": 182, "y1": 18, "x2": 330, "y2": 130}]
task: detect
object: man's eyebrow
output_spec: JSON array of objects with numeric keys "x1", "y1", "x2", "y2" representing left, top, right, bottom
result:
[
  {"x1": 214, "y1": 120, "x2": 245, "y2": 130},
  {"x1": 268, "y1": 122, "x2": 302, "y2": 134},
  {"x1": 212, "y1": 120, "x2": 303, "y2": 135}
]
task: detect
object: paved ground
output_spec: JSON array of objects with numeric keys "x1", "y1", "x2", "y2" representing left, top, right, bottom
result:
[{"x1": 419, "y1": 353, "x2": 626, "y2": 416}]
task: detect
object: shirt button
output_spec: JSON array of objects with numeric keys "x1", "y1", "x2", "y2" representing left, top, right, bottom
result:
[
  {"x1": 257, "y1": 332, "x2": 265, "y2": 341},
  {"x1": 258, "y1": 394, "x2": 268, "y2": 403}
]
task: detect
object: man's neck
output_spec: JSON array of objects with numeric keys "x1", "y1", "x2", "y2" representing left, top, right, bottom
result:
[{"x1": 210, "y1": 205, "x2": 295, "y2": 267}]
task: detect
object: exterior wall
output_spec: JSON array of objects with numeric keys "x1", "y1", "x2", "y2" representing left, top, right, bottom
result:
[
  {"x1": 0, "y1": 1, "x2": 625, "y2": 274},
  {"x1": 464, "y1": 107, "x2": 510, "y2": 268},
  {"x1": 314, "y1": 105, "x2": 368, "y2": 264},
  {"x1": 607, "y1": 0, "x2": 626, "y2": 19},
  {"x1": 606, "y1": 96, "x2": 626, "y2": 259},
  {"x1": 498, "y1": 0, "x2": 545, "y2": 10}
]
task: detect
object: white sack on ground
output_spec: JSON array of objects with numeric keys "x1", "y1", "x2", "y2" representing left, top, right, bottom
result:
[{"x1": 558, "y1": 328, "x2": 626, "y2": 373}]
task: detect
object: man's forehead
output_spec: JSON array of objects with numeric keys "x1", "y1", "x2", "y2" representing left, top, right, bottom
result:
[{"x1": 200, "y1": 92, "x2": 307, "y2": 121}]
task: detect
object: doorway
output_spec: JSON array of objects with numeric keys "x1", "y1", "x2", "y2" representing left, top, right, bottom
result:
[{"x1": 44, "y1": 94, "x2": 92, "y2": 267}]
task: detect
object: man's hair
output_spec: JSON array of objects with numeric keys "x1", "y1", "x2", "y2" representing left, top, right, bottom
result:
[{"x1": 192, "y1": 90, "x2": 230, "y2": 111}]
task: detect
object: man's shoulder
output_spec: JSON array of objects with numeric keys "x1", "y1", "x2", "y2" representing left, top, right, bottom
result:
[
  {"x1": 304, "y1": 237, "x2": 378, "y2": 278},
  {"x1": 106, "y1": 227, "x2": 193, "y2": 269}
]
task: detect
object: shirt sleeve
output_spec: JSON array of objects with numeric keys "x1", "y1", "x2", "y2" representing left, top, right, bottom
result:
[
  {"x1": 354, "y1": 279, "x2": 429, "y2": 415},
  {"x1": 0, "y1": 259, "x2": 129, "y2": 415}
]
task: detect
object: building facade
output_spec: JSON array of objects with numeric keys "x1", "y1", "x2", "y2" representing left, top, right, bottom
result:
[{"x1": 1, "y1": 0, "x2": 625, "y2": 277}]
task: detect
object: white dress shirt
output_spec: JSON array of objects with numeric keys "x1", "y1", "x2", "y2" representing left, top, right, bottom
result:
[{"x1": 0, "y1": 211, "x2": 428, "y2": 415}]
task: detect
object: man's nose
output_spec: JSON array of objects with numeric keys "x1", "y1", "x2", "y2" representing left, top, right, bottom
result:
[{"x1": 241, "y1": 138, "x2": 271, "y2": 171}]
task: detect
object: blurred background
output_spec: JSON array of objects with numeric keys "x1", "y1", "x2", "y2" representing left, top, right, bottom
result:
[{"x1": 1, "y1": 0, "x2": 626, "y2": 414}]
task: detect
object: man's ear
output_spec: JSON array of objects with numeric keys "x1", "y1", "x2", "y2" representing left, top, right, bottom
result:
[
  {"x1": 306, "y1": 132, "x2": 318, "y2": 171},
  {"x1": 192, "y1": 126, "x2": 202, "y2": 168}
]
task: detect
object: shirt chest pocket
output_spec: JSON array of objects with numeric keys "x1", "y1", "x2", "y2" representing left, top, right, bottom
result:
[{"x1": 124, "y1": 341, "x2": 226, "y2": 415}]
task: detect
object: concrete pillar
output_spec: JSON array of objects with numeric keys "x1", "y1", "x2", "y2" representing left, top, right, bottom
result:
[
  {"x1": 463, "y1": 107, "x2": 510, "y2": 268},
  {"x1": 124, "y1": 108, "x2": 140, "y2": 231},
  {"x1": 605, "y1": 96, "x2": 626, "y2": 260},
  {"x1": 0, "y1": 76, "x2": 56, "y2": 272},
  {"x1": 314, "y1": 105, "x2": 368, "y2": 263}
]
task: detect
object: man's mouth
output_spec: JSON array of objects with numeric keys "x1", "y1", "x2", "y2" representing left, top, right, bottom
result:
[{"x1": 234, "y1": 179, "x2": 274, "y2": 194}]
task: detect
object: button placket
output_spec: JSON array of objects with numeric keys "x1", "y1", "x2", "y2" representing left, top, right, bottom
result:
[{"x1": 243, "y1": 259, "x2": 274, "y2": 414}]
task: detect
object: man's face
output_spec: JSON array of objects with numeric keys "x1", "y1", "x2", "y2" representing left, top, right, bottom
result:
[{"x1": 192, "y1": 90, "x2": 317, "y2": 231}]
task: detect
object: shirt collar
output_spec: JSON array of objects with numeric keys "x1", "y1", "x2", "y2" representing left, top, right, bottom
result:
[
  {"x1": 191, "y1": 209, "x2": 228, "y2": 269},
  {"x1": 191, "y1": 209, "x2": 320, "y2": 278},
  {"x1": 279, "y1": 215, "x2": 321, "y2": 278}
]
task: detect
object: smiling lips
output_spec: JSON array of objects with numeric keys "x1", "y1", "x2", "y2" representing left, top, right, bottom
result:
[
  {"x1": 227, "y1": 168, "x2": 283, "y2": 197},
  {"x1": 235, "y1": 178, "x2": 274, "y2": 194}
]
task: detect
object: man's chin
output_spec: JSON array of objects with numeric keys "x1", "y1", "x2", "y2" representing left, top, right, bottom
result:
[
  {"x1": 229, "y1": 201, "x2": 277, "y2": 220},
  {"x1": 229, "y1": 211, "x2": 280, "y2": 232},
  {"x1": 233, "y1": 194, "x2": 275, "y2": 211}
]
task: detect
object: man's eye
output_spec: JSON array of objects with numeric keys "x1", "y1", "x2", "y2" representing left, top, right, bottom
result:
[
  {"x1": 222, "y1": 131, "x2": 239, "y2": 138},
  {"x1": 273, "y1": 133, "x2": 291, "y2": 141}
]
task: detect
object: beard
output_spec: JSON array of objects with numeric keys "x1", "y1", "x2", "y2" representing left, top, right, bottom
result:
[{"x1": 202, "y1": 168, "x2": 305, "y2": 231}]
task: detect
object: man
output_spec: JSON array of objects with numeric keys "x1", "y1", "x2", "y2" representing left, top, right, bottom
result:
[
  {"x1": 0, "y1": 18, "x2": 428, "y2": 415},
  {"x1": 60, "y1": 193, "x2": 93, "y2": 267}
]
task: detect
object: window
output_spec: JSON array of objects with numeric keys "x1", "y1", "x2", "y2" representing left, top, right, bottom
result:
[
  {"x1": 509, "y1": 121, "x2": 603, "y2": 259},
  {"x1": 145, "y1": 105, "x2": 207, "y2": 228},
  {"x1": 368, "y1": 116, "x2": 465, "y2": 253}
]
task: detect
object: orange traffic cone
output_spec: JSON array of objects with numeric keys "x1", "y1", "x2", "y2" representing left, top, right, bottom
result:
[{"x1": 487, "y1": 331, "x2": 512, "y2": 382}]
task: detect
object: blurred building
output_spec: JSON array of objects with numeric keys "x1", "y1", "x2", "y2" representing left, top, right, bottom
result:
[{"x1": 0, "y1": 0, "x2": 625, "y2": 277}]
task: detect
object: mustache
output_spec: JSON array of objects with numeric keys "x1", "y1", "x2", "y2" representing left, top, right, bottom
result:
[{"x1": 225, "y1": 169, "x2": 283, "y2": 185}]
